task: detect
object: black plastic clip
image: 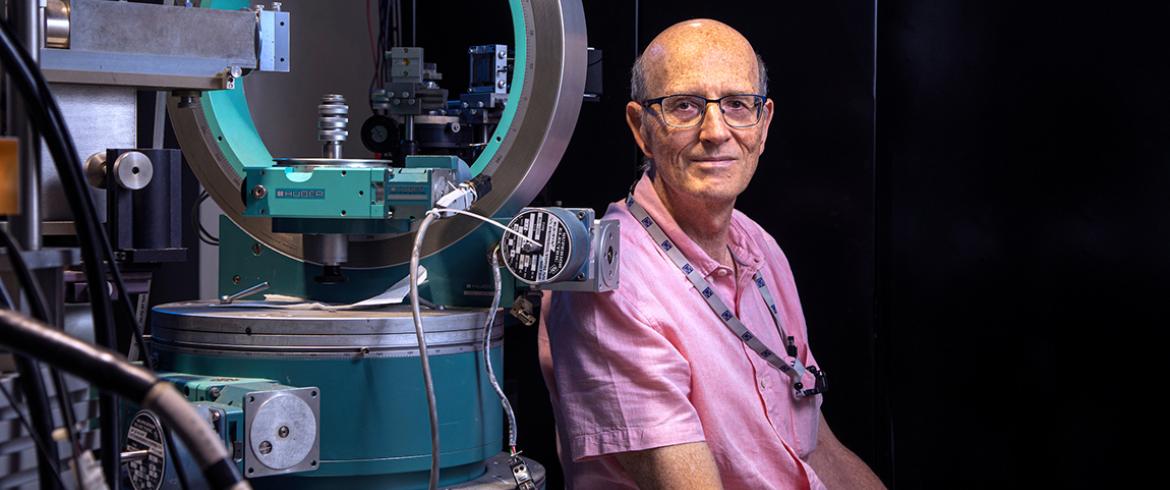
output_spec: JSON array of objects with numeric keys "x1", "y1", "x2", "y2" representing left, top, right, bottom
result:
[
  {"x1": 786, "y1": 335, "x2": 798, "y2": 357},
  {"x1": 801, "y1": 366, "x2": 829, "y2": 397}
]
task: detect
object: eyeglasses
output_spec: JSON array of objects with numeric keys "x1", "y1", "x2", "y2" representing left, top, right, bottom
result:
[{"x1": 641, "y1": 94, "x2": 766, "y2": 129}]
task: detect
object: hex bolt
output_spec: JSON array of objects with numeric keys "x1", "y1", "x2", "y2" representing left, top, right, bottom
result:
[{"x1": 208, "y1": 387, "x2": 221, "y2": 399}]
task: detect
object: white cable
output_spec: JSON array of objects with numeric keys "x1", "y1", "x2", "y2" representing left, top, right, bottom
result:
[
  {"x1": 425, "y1": 208, "x2": 542, "y2": 247},
  {"x1": 409, "y1": 213, "x2": 441, "y2": 490},
  {"x1": 484, "y1": 245, "x2": 518, "y2": 454}
]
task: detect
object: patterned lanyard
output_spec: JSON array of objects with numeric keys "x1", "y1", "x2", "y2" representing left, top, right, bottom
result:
[{"x1": 627, "y1": 194, "x2": 826, "y2": 398}]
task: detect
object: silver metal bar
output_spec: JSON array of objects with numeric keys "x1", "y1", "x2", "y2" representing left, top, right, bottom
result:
[
  {"x1": 219, "y1": 281, "x2": 270, "y2": 304},
  {"x1": 69, "y1": 0, "x2": 255, "y2": 63},
  {"x1": 7, "y1": 0, "x2": 43, "y2": 251},
  {"x1": 40, "y1": 49, "x2": 238, "y2": 91},
  {"x1": 120, "y1": 450, "x2": 149, "y2": 463}
]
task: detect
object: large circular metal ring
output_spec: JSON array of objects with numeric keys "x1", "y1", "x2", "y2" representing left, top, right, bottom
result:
[{"x1": 168, "y1": 0, "x2": 587, "y2": 268}]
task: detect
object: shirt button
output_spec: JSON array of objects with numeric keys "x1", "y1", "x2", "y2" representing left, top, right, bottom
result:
[
  {"x1": 717, "y1": 269, "x2": 730, "y2": 277},
  {"x1": 760, "y1": 377, "x2": 768, "y2": 389}
]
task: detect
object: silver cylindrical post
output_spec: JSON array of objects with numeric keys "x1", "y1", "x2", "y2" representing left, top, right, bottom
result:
[
  {"x1": 6, "y1": 0, "x2": 42, "y2": 251},
  {"x1": 304, "y1": 234, "x2": 348, "y2": 267},
  {"x1": 317, "y1": 94, "x2": 348, "y2": 159},
  {"x1": 44, "y1": 0, "x2": 70, "y2": 48}
]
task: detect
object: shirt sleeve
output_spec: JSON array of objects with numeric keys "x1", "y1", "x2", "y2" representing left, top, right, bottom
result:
[{"x1": 545, "y1": 288, "x2": 706, "y2": 461}]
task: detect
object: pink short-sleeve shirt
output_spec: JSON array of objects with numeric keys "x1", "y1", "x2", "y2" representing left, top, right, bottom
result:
[{"x1": 538, "y1": 174, "x2": 827, "y2": 489}]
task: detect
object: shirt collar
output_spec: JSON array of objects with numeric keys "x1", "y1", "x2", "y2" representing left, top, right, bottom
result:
[{"x1": 631, "y1": 173, "x2": 764, "y2": 278}]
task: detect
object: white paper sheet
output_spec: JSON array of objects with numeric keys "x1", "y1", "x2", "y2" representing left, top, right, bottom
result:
[{"x1": 212, "y1": 267, "x2": 427, "y2": 311}]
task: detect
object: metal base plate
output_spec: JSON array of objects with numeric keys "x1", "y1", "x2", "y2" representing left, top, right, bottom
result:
[{"x1": 151, "y1": 301, "x2": 502, "y2": 357}]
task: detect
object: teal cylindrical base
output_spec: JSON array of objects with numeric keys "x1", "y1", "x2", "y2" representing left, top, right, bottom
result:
[{"x1": 150, "y1": 303, "x2": 504, "y2": 489}]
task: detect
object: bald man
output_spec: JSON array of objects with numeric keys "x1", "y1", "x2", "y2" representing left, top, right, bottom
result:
[{"x1": 539, "y1": 19, "x2": 884, "y2": 489}]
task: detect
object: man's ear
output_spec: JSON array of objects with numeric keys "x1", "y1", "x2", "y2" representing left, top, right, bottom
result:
[
  {"x1": 626, "y1": 101, "x2": 654, "y2": 160},
  {"x1": 758, "y1": 97, "x2": 775, "y2": 154}
]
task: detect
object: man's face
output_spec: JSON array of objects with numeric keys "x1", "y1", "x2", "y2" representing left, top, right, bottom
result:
[{"x1": 627, "y1": 29, "x2": 774, "y2": 206}]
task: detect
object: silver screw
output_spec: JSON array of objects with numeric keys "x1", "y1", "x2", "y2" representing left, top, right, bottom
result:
[
  {"x1": 259, "y1": 441, "x2": 273, "y2": 454},
  {"x1": 277, "y1": 426, "x2": 289, "y2": 438},
  {"x1": 252, "y1": 185, "x2": 267, "y2": 199}
]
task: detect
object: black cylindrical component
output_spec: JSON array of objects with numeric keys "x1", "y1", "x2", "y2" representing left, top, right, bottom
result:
[
  {"x1": 0, "y1": 309, "x2": 249, "y2": 490},
  {"x1": 0, "y1": 309, "x2": 157, "y2": 400}
]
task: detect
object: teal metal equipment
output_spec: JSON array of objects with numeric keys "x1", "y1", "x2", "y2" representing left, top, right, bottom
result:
[
  {"x1": 149, "y1": 303, "x2": 509, "y2": 489},
  {"x1": 160, "y1": 0, "x2": 586, "y2": 487}
]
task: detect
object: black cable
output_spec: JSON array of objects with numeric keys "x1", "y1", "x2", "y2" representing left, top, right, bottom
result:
[
  {"x1": 410, "y1": 0, "x2": 416, "y2": 47},
  {"x1": 0, "y1": 18, "x2": 152, "y2": 369},
  {"x1": 163, "y1": 427, "x2": 192, "y2": 490},
  {"x1": 0, "y1": 309, "x2": 246, "y2": 490},
  {"x1": 0, "y1": 381, "x2": 69, "y2": 490},
  {"x1": 0, "y1": 18, "x2": 145, "y2": 487},
  {"x1": 0, "y1": 278, "x2": 64, "y2": 490},
  {"x1": 1, "y1": 229, "x2": 85, "y2": 490},
  {"x1": 394, "y1": 0, "x2": 402, "y2": 48},
  {"x1": 192, "y1": 192, "x2": 219, "y2": 246},
  {"x1": 0, "y1": 240, "x2": 64, "y2": 490}
]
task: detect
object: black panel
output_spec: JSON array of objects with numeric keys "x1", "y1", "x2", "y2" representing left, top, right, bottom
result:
[{"x1": 877, "y1": 1, "x2": 1161, "y2": 486}]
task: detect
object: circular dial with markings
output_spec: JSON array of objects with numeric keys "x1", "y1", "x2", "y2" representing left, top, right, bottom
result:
[
  {"x1": 125, "y1": 411, "x2": 167, "y2": 490},
  {"x1": 503, "y1": 208, "x2": 588, "y2": 285}
]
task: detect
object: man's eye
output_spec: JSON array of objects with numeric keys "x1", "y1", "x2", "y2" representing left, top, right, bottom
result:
[{"x1": 672, "y1": 102, "x2": 696, "y2": 111}]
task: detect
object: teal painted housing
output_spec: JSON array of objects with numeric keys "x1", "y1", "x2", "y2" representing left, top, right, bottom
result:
[
  {"x1": 219, "y1": 216, "x2": 518, "y2": 307},
  {"x1": 192, "y1": 1, "x2": 531, "y2": 487},
  {"x1": 154, "y1": 346, "x2": 505, "y2": 490},
  {"x1": 243, "y1": 156, "x2": 471, "y2": 225}
]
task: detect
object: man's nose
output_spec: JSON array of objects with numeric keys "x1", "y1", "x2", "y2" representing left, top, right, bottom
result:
[{"x1": 698, "y1": 102, "x2": 733, "y2": 145}]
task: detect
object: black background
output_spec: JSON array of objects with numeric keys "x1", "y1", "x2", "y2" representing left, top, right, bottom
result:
[
  {"x1": 514, "y1": 0, "x2": 1158, "y2": 487},
  {"x1": 148, "y1": 0, "x2": 1162, "y2": 487}
]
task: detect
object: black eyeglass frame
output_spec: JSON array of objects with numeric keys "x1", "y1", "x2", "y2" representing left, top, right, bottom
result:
[{"x1": 640, "y1": 94, "x2": 768, "y2": 128}]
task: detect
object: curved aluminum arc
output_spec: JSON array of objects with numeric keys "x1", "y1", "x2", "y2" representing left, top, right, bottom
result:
[{"x1": 168, "y1": 0, "x2": 587, "y2": 268}]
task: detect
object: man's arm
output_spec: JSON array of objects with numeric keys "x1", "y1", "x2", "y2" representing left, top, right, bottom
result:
[
  {"x1": 807, "y1": 415, "x2": 886, "y2": 489},
  {"x1": 615, "y1": 441, "x2": 723, "y2": 490}
]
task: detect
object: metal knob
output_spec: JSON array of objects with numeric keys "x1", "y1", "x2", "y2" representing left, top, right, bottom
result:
[
  {"x1": 112, "y1": 151, "x2": 153, "y2": 190},
  {"x1": 84, "y1": 151, "x2": 108, "y2": 189}
]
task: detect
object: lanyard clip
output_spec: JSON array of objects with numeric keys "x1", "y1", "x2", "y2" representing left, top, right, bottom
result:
[{"x1": 795, "y1": 366, "x2": 829, "y2": 398}]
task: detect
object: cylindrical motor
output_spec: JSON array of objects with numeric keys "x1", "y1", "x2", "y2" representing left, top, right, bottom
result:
[{"x1": 502, "y1": 208, "x2": 592, "y2": 286}]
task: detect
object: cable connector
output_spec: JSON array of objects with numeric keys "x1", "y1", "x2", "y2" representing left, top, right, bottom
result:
[
  {"x1": 508, "y1": 455, "x2": 537, "y2": 490},
  {"x1": 434, "y1": 174, "x2": 493, "y2": 217},
  {"x1": 435, "y1": 184, "x2": 478, "y2": 213}
]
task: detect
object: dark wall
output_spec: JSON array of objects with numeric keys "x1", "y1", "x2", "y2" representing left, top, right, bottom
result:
[{"x1": 877, "y1": 0, "x2": 1162, "y2": 487}]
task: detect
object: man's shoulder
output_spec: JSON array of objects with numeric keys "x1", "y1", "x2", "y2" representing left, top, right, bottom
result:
[{"x1": 600, "y1": 200, "x2": 667, "y2": 258}]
